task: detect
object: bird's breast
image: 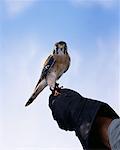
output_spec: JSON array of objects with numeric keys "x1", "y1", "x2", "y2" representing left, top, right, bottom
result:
[
  {"x1": 54, "y1": 54, "x2": 70, "y2": 63},
  {"x1": 52, "y1": 54, "x2": 70, "y2": 78}
]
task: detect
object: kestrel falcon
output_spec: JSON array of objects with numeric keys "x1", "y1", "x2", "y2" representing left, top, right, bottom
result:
[{"x1": 25, "y1": 41, "x2": 70, "y2": 107}]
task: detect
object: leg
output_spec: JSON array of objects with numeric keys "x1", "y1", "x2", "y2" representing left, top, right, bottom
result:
[
  {"x1": 54, "y1": 83, "x2": 62, "y2": 96},
  {"x1": 47, "y1": 73, "x2": 62, "y2": 96},
  {"x1": 50, "y1": 83, "x2": 61, "y2": 96}
]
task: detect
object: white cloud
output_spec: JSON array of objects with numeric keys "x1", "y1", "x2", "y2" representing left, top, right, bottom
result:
[
  {"x1": 3, "y1": 0, "x2": 118, "y2": 19},
  {"x1": 70, "y1": 0, "x2": 118, "y2": 9},
  {"x1": 4, "y1": 0, "x2": 34, "y2": 17}
]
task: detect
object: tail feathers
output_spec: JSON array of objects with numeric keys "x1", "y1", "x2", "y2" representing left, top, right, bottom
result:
[
  {"x1": 25, "y1": 79, "x2": 47, "y2": 107},
  {"x1": 25, "y1": 97, "x2": 35, "y2": 107}
]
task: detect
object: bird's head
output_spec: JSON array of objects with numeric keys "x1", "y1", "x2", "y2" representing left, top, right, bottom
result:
[{"x1": 53, "y1": 41, "x2": 68, "y2": 54}]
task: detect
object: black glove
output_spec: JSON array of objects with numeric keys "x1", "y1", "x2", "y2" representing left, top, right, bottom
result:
[{"x1": 49, "y1": 88, "x2": 119, "y2": 149}]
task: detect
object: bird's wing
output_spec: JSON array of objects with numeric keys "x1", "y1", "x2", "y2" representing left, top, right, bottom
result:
[
  {"x1": 25, "y1": 55, "x2": 56, "y2": 107},
  {"x1": 35, "y1": 55, "x2": 56, "y2": 89}
]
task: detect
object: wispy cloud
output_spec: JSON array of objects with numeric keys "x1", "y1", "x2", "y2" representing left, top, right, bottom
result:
[
  {"x1": 3, "y1": 0, "x2": 118, "y2": 19},
  {"x1": 4, "y1": 0, "x2": 34, "y2": 17},
  {"x1": 70, "y1": 0, "x2": 118, "y2": 9}
]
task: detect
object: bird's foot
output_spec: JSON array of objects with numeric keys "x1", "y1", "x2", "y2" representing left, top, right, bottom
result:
[
  {"x1": 54, "y1": 90, "x2": 61, "y2": 96},
  {"x1": 50, "y1": 83, "x2": 63, "y2": 96}
]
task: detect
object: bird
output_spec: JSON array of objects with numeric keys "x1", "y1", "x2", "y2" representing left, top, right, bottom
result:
[{"x1": 25, "y1": 41, "x2": 70, "y2": 107}]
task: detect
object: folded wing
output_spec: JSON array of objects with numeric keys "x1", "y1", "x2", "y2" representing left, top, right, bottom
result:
[{"x1": 25, "y1": 55, "x2": 56, "y2": 107}]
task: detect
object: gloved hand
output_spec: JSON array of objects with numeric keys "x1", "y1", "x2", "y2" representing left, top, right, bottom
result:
[{"x1": 48, "y1": 88, "x2": 119, "y2": 150}]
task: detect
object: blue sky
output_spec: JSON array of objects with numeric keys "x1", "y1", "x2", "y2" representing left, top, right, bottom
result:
[{"x1": 0, "y1": 0, "x2": 119, "y2": 150}]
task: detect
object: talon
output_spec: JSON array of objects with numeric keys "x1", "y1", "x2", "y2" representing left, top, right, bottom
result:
[
  {"x1": 55, "y1": 83, "x2": 59, "y2": 88},
  {"x1": 50, "y1": 83, "x2": 63, "y2": 96},
  {"x1": 54, "y1": 90, "x2": 61, "y2": 96},
  {"x1": 50, "y1": 87, "x2": 54, "y2": 91}
]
